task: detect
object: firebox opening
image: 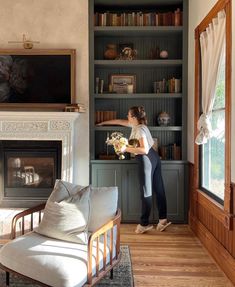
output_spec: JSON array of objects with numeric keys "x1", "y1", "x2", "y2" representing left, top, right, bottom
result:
[{"x1": 0, "y1": 140, "x2": 62, "y2": 205}]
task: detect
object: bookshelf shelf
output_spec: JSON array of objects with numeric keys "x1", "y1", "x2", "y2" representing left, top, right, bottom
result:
[
  {"x1": 94, "y1": 126, "x2": 182, "y2": 131},
  {"x1": 94, "y1": 26, "x2": 183, "y2": 36},
  {"x1": 94, "y1": 59, "x2": 182, "y2": 67},
  {"x1": 94, "y1": 93, "x2": 183, "y2": 99}
]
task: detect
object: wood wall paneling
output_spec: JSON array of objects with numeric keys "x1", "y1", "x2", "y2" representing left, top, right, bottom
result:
[{"x1": 189, "y1": 163, "x2": 235, "y2": 285}]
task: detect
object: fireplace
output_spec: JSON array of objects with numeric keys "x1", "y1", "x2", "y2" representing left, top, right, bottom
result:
[
  {"x1": 1, "y1": 140, "x2": 61, "y2": 202},
  {"x1": 0, "y1": 111, "x2": 79, "y2": 207}
]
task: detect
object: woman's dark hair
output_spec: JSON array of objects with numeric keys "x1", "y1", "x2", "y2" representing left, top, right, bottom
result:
[{"x1": 129, "y1": 106, "x2": 147, "y2": 125}]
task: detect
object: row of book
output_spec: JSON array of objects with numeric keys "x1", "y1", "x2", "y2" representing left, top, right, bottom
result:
[
  {"x1": 95, "y1": 110, "x2": 117, "y2": 124},
  {"x1": 153, "y1": 78, "x2": 181, "y2": 93},
  {"x1": 94, "y1": 9, "x2": 182, "y2": 27},
  {"x1": 159, "y1": 144, "x2": 181, "y2": 160}
]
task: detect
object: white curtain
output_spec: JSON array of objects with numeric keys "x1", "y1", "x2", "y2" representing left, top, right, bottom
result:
[{"x1": 195, "y1": 10, "x2": 226, "y2": 145}]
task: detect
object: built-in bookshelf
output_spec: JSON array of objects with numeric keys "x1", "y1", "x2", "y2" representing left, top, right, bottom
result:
[{"x1": 89, "y1": 0, "x2": 188, "y2": 223}]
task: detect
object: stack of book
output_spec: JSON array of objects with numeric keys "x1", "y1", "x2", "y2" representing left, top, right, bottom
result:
[
  {"x1": 95, "y1": 110, "x2": 117, "y2": 124},
  {"x1": 154, "y1": 78, "x2": 181, "y2": 93},
  {"x1": 65, "y1": 103, "x2": 86, "y2": 113}
]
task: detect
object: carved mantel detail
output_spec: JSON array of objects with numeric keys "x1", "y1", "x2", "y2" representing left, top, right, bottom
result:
[{"x1": 2, "y1": 122, "x2": 48, "y2": 132}]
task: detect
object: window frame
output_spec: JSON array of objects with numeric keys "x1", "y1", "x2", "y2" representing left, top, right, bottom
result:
[{"x1": 194, "y1": 0, "x2": 232, "y2": 229}]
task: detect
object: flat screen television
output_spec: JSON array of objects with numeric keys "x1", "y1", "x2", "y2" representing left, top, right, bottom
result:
[{"x1": 0, "y1": 49, "x2": 75, "y2": 110}]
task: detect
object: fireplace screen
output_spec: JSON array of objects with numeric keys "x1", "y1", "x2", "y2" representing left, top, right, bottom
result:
[{"x1": 0, "y1": 140, "x2": 62, "y2": 199}]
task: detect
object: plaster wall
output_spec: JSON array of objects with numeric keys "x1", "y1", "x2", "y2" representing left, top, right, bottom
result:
[{"x1": 0, "y1": 0, "x2": 90, "y2": 185}]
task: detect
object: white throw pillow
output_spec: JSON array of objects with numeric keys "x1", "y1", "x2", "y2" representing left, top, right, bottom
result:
[
  {"x1": 36, "y1": 181, "x2": 90, "y2": 244},
  {"x1": 88, "y1": 186, "x2": 118, "y2": 232},
  {"x1": 47, "y1": 179, "x2": 84, "y2": 203}
]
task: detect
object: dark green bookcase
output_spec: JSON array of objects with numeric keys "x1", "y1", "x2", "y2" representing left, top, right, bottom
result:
[{"x1": 89, "y1": 0, "x2": 188, "y2": 223}]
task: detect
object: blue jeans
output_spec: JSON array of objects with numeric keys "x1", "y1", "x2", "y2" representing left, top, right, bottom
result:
[{"x1": 136, "y1": 147, "x2": 167, "y2": 226}]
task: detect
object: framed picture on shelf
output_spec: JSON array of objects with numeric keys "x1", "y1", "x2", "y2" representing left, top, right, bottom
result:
[{"x1": 109, "y1": 74, "x2": 136, "y2": 94}]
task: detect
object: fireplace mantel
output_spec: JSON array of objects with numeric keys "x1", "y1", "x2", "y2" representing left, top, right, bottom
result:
[{"x1": 0, "y1": 112, "x2": 80, "y2": 183}]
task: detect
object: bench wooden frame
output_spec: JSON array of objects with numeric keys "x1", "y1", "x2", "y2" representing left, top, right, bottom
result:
[{"x1": 0, "y1": 204, "x2": 121, "y2": 287}]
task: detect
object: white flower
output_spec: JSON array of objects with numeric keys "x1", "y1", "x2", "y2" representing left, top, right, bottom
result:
[{"x1": 106, "y1": 132, "x2": 128, "y2": 159}]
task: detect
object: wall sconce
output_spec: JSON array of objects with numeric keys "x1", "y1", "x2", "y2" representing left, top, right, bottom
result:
[{"x1": 8, "y1": 34, "x2": 40, "y2": 49}]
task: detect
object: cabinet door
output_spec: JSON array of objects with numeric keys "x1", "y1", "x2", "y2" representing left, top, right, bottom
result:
[
  {"x1": 121, "y1": 165, "x2": 142, "y2": 222},
  {"x1": 91, "y1": 164, "x2": 122, "y2": 210},
  {"x1": 153, "y1": 163, "x2": 185, "y2": 222}
]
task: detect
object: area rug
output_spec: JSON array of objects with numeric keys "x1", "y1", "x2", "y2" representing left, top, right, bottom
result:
[{"x1": 0, "y1": 245, "x2": 134, "y2": 287}]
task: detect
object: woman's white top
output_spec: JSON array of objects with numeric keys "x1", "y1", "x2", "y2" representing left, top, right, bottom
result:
[{"x1": 129, "y1": 124, "x2": 154, "y2": 153}]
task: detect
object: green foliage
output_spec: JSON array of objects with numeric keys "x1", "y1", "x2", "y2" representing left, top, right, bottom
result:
[{"x1": 213, "y1": 55, "x2": 225, "y2": 109}]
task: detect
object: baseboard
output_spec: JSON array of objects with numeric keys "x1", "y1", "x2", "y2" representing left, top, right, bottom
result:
[{"x1": 189, "y1": 214, "x2": 235, "y2": 285}]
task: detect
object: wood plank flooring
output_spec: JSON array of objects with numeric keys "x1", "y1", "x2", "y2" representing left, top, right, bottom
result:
[
  {"x1": 120, "y1": 224, "x2": 234, "y2": 287},
  {"x1": 0, "y1": 224, "x2": 233, "y2": 286}
]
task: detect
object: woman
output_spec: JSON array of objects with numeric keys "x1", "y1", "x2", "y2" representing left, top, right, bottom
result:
[{"x1": 97, "y1": 106, "x2": 171, "y2": 233}]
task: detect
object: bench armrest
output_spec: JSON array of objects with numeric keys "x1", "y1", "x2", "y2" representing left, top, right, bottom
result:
[
  {"x1": 11, "y1": 203, "x2": 46, "y2": 239},
  {"x1": 87, "y1": 209, "x2": 121, "y2": 285}
]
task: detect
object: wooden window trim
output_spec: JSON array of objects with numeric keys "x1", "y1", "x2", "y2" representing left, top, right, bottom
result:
[{"x1": 194, "y1": 0, "x2": 232, "y2": 229}]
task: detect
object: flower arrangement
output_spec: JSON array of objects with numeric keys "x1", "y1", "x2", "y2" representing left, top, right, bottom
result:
[{"x1": 106, "y1": 132, "x2": 128, "y2": 160}]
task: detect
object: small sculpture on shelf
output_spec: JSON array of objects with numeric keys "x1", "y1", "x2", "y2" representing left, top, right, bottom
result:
[
  {"x1": 116, "y1": 43, "x2": 137, "y2": 60},
  {"x1": 157, "y1": 111, "x2": 171, "y2": 126},
  {"x1": 159, "y1": 50, "x2": 168, "y2": 59}
]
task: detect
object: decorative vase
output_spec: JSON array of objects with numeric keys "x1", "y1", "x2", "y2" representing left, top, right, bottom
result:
[
  {"x1": 157, "y1": 112, "x2": 171, "y2": 126},
  {"x1": 104, "y1": 44, "x2": 118, "y2": 60}
]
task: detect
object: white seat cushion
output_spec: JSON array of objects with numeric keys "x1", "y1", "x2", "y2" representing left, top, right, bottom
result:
[{"x1": 0, "y1": 231, "x2": 116, "y2": 287}]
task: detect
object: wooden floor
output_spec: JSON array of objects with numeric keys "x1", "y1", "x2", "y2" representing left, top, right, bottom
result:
[
  {"x1": 120, "y1": 224, "x2": 234, "y2": 287},
  {"x1": 0, "y1": 224, "x2": 233, "y2": 286}
]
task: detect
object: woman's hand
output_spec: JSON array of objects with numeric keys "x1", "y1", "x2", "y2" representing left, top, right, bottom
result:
[{"x1": 120, "y1": 145, "x2": 127, "y2": 153}]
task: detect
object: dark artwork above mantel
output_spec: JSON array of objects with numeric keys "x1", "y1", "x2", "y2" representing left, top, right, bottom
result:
[{"x1": 0, "y1": 49, "x2": 75, "y2": 110}]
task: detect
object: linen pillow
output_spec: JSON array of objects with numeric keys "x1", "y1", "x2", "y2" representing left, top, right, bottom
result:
[
  {"x1": 36, "y1": 182, "x2": 90, "y2": 244},
  {"x1": 47, "y1": 179, "x2": 84, "y2": 203},
  {"x1": 88, "y1": 186, "x2": 118, "y2": 232}
]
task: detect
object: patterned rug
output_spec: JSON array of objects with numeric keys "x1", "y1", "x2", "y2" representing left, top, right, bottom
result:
[{"x1": 0, "y1": 245, "x2": 133, "y2": 287}]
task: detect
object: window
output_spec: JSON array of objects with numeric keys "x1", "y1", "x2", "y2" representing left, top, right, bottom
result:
[
  {"x1": 200, "y1": 50, "x2": 225, "y2": 203},
  {"x1": 194, "y1": 0, "x2": 232, "y2": 228}
]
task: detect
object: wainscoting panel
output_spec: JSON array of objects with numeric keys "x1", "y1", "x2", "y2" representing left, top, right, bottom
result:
[{"x1": 189, "y1": 163, "x2": 235, "y2": 285}]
